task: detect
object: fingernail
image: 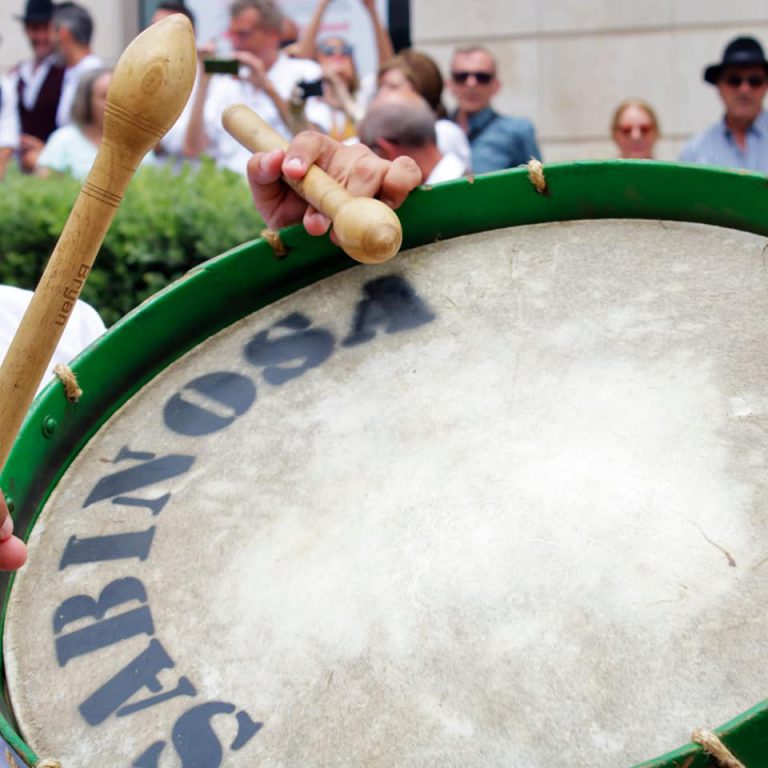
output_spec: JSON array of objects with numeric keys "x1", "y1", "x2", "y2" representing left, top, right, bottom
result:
[
  {"x1": 309, "y1": 212, "x2": 330, "y2": 231},
  {"x1": 285, "y1": 157, "x2": 304, "y2": 171},
  {"x1": 0, "y1": 515, "x2": 13, "y2": 540}
]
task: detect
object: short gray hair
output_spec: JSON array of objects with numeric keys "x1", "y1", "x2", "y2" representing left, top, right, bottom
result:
[
  {"x1": 229, "y1": 0, "x2": 283, "y2": 32},
  {"x1": 451, "y1": 46, "x2": 497, "y2": 75},
  {"x1": 53, "y1": 3, "x2": 94, "y2": 46},
  {"x1": 359, "y1": 98, "x2": 437, "y2": 149}
]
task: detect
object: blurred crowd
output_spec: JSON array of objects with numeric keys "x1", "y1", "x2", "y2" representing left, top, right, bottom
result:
[{"x1": 2, "y1": 0, "x2": 768, "y2": 186}]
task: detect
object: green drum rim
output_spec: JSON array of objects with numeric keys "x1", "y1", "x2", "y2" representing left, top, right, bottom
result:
[{"x1": 3, "y1": 159, "x2": 768, "y2": 767}]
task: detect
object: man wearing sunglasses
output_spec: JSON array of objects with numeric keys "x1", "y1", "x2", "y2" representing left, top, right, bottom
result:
[
  {"x1": 679, "y1": 36, "x2": 768, "y2": 171},
  {"x1": 448, "y1": 46, "x2": 540, "y2": 174}
]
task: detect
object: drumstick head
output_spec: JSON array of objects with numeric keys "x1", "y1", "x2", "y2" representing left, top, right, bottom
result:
[
  {"x1": 334, "y1": 197, "x2": 403, "y2": 264},
  {"x1": 104, "y1": 14, "x2": 196, "y2": 157}
]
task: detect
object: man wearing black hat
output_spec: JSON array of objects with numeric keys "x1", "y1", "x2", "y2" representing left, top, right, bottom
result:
[
  {"x1": 679, "y1": 36, "x2": 768, "y2": 171},
  {"x1": 0, "y1": 0, "x2": 65, "y2": 179}
]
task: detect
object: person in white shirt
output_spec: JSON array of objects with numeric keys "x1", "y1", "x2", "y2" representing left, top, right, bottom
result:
[
  {"x1": 37, "y1": 68, "x2": 156, "y2": 180},
  {"x1": 0, "y1": 284, "x2": 106, "y2": 392},
  {"x1": 183, "y1": 0, "x2": 325, "y2": 176},
  {"x1": 51, "y1": 3, "x2": 103, "y2": 129},
  {"x1": 0, "y1": 0, "x2": 64, "y2": 178},
  {"x1": 358, "y1": 92, "x2": 466, "y2": 185},
  {"x1": 0, "y1": 283, "x2": 105, "y2": 571}
]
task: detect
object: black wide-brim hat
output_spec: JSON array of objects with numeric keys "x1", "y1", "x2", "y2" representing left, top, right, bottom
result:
[
  {"x1": 15, "y1": 0, "x2": 55, "y2": 24},
  {"x1": 704, "y1": 36, "x2": 768, "y2": 84}
]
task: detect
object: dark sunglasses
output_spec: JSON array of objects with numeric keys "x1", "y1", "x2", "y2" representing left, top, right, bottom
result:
[
  {"x1": 724, "y1": 74, "x2": 768, "y2": 88},
  {"x1": 451, "y1": 70, "x2": 494, "y2": 85},
  {"x1": 318, "y1": 42, "x2": 354, "y2": 57}
]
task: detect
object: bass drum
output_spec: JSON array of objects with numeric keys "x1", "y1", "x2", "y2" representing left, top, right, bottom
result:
[{"x1": 2, "y1": 162, "x2": 768, "y2": 768}]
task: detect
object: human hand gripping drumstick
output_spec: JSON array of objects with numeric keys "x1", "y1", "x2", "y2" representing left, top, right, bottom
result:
[
  {"x1": 0, "y1": 15, "x2": 196, "y2": 566},
  {"x1": 223, "y1": 105, "x2": 415, "y2": 264}
]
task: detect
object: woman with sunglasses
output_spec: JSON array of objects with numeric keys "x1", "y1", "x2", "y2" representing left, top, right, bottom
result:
[
  {"x1": 611, "y1": 99, "x2": 659, "y2": 160},
  {"x1": 289, "y1": 0, "x2": 394, "y2": 141}
]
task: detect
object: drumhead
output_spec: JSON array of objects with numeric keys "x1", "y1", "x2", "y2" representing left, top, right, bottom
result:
[{"x1": 3, "y1": 162, "x2": 768, "y2": 768}]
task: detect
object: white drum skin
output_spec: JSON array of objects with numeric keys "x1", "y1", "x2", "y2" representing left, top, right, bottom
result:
[{"x1": 5, "y1": 219, "x2": 768, "y2": 767}]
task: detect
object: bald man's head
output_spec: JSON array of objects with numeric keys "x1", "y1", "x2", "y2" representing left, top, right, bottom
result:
[{"x1": 359, "y1": 95, "x2": 437, "y2": 150}]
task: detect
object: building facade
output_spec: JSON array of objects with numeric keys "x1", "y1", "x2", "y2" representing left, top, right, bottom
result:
[{"x1": 1, "y1": 1, "x2": 768, "y2": 161}]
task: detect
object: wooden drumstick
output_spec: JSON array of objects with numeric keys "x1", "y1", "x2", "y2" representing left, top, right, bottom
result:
[
  {"x1": 0, "y1": 14, "x2": 196, "y2": 470},
  {"x1": 222, "y1": 104, "x2": 403, "y2": 265}
]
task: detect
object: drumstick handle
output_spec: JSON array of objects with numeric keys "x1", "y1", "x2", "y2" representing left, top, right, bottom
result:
[
  {"x1": 223, "y1": 104, "x2": 354, "y2": 221},
  {"x1": 0, "y1": 147, "x2": 134, "y2": 469},
  {"x1": 0, "y1": 14, "x2": 196, "y2": 472}
]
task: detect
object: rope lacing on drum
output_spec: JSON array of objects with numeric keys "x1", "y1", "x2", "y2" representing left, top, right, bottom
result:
[
  {"x1": 692, "y1": 729, "x2": 746, "y2": 768},
  {"x1": 53, "y1": 364, "x2": 82, "y2": 403},
  {"x1": 260, "y1": 229, "x2": 288, "y2": 259},
  {"x1": 526, "y1": 158, "x2": 549, "y2": 195}
]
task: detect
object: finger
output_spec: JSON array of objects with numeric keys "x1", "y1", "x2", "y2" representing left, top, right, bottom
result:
[
  {"x1": 303, "y1": 205, "x2": 331, "y2": 236},
  {"x1": 247, "y1": 149, "x2": 309, "y2": 230},
  {"x1": 341, "y1": 153, "x2": 390, "y2": 199},
  {"x1": 0, "y1": 510, "x2": 13, "y2": 541},
  {"x1": 282, "y1": 131, "x2": 340, "y2": 181},
  {"x1": 0, "y1": 536, "x2": 27, "y2": 571},
  {"x1": 247, "y1": 149, "x2": 287, "y2": 226},
  {"x1": 248, "y1": 148, "x2": 284, "y2": 186},
  {"x1": 378, "y1": 155, "x2": 423, "y2": 209}
]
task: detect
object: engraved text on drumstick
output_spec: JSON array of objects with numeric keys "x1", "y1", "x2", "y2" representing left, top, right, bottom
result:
[{"x1": 55, "y1": 263, "x2": 91, "y2": 327}]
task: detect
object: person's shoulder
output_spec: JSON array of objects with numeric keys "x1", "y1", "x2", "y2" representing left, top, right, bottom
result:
[
  {"x1": 435, "y1": 120, "x2": 471, "y2": 166},
  {"x1": 0, "y1": 285, "x2": 32, "y2": 309},
  {"x1": 68, "y1": 54, "x2": 103, "y2": 75},
  {"x1": 436, "y1": 119, "x2": 465, "y2": 140},
  {"x1": 494, "y1": 112, "x2": 536, "y2": 134},
  {"x1": 755, "y1": 110, "x2": 768, "y2": 131},
  {"x1": 70, "y1": 297, "x2": 106, "y2": 337},
  {"x1": 678, "y1": 120, "x2": 722, "y2": 161},
  {"x1": 82, "y1": 54, "x2": 104, "y2": 70},
  {"x1": 37, "y1": 124, "x2": 81, "y2": 167},
  {"x1": 46, "y1": 123, "x2": 78, "y2": 143}
]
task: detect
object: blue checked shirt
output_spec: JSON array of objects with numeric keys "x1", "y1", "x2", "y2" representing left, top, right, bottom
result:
[
  {"x1": 678, "y1": 111, "x2": 768, "y2": 172},
  {"x1": 452, "y1": 107, "x2": 541, "y2": 174}
]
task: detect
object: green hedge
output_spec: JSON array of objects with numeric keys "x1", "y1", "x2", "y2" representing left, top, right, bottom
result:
[{"x1": 0, "y1": 160, "x2": 264, "y2": 326}]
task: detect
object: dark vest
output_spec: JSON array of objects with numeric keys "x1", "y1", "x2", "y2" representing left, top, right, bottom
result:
[{"x1": 17, "y1": 62, "x2": 65, "y2": 142}]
